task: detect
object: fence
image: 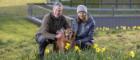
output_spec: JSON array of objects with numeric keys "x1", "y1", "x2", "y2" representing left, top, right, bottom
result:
[
  {"x1": 27, "y1": 3, "x2": 140, "y2": 27},
  {"x1": 48, "y1": 0, "x2": 140, "y2": 8}
]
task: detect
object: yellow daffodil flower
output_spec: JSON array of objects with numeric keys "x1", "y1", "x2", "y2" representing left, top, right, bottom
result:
[
  {"x1": 122, "y1": 26, "x2": 126, "y2": 30},
  {"x1": 92, "y1": 43, "x2": 98, "y2": 49},
  {"x1": 101, "y1": 47, "x2": 106, "y2": 53},
  {"x1": 132, "y1": 26, "x2": 137, "y2": 30},
  {"x1": 74, "y1": 46, "x2": 81, "y2": 52},
  {"x1": 116, "y1": 26, "x2": 119, "y2": 29},
  {"x1": 136, "y1": 26, "x2": 140, "y2": 30},
  {"x1": 65, "y1": 42, "x2": 71, "y2": 50},
  {"x1": 96, "y1": 47, "x2": 101, "y2": 53},
  {"x1": 128, "y1": 51, "x2": 135, "y2": 58},
  {"x1": 106, "y1": 27, "x2": 109, "y2": 31},
  {"x1": 45, "y1": 48, "x2": 50, "y2": 54}
]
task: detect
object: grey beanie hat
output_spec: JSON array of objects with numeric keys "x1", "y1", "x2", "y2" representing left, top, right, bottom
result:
[{"x1": 77, "y1": 5, "x2": 87, "y2": 13}]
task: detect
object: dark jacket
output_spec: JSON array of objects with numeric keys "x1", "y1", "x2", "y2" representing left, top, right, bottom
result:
[
  {"x1": 71, "y1": 15, "x2": 95, "y2": 43},
  {"x1": 37, "y1": 13, "x2": 71, "y2": 39}
]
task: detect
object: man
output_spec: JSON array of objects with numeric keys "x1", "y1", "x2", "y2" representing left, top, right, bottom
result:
[
  {"x1": 71, "y1": 5, "x2": 95, "y2": 49},
  {"x1": 35, "y1": 2, "x2": 71, "y2": 60}
]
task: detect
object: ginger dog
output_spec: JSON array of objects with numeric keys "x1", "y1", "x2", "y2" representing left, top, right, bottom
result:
[{"x1": 55, "y1": 29, "x2": 76, "y2": 52}]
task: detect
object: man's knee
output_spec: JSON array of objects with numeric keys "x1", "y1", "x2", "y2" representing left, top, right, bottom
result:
[{"x1": 35, "y1": 33, "x2": 48, "y2": 44}]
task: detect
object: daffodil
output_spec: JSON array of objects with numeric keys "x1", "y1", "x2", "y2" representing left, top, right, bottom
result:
[
  {"x1": 122, "y1": 26, "x2": 127, "y2": 30},
  {"x1": 105, "y1": 27, "x2": 109, "y2": 31},
  {"x1": 127, "y1": 26, "x2": 131, "y2": 30},
  {"x1": 74, "y1": 46, "x2": 81, "y2": 52},
  {"x1": 101, "y1": 47, "x2": 106, "y2": 53},
  {"x1": 96, "y1": 27, "x2": 99, "y2": 30},
  {"x1": 65, "y1": 42, "x2": 71, "y2": 50},
  {"x1": 92, "y1": 43, "x2": 98, "y2": 49},
  {"x1": 102, "y1": 27, "x2": 105, "y2": 31},
  {"x1": 128, "y1": 51, "x2": 135, "y2": 58},
  {"x1": 136, "y1": 26, "x2": 140, "y2": 30},
  {"x1": 116, "y1": 26, "x2": 119, "y2": 29},
  {"x1": 45, "y1": 48, "x2": 50, "y2": 54},
  {"x1": 99, "y1": 27, "x2": 102, "y2": 30},
  {"x1": 96, "y1": 47, "x2": 101, "y2": 53},
  {"x1": 132, "y1": 26, "x2": 137, "y2": 30}
]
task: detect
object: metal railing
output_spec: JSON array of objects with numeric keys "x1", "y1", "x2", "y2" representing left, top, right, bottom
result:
[
  {"x1": 59, "y1": 0, "x2": 140, "y2": 8},
  {"x1": 27, "y1": 3, "x2": 140, "y2": 17},
  {"x1": 27, "y1": 3, "x2": 140, "y2": 27}
]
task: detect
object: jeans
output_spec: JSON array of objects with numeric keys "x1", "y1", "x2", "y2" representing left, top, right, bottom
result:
[
  {"x1": 73, "y1": 40, "x2": 94, "y2": 50},
  {"x1": 35, "y1": 33, "x2": 56, "y2": 60}
]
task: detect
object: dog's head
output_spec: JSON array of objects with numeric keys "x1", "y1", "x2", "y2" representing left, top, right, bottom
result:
[
  {"x1": 64, "y1": 29, "x2": 76, "y2": 42},
  {"x1": 57, "y1": 28, "x2": 76, "y2": 42}
]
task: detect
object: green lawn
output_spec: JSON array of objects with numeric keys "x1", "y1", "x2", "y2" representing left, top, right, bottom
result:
[
  {"x1": 0, "y1": 0, "x2": 140, "y2": 60},
  {"x1": 0, "y1": 16, "x2": 38, "y2": 60},
  {"x1": 0, "y1": 0, "x2": 40, "y2": 60}
]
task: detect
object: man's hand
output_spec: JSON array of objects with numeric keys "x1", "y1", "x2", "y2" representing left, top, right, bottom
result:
[{"x1": 56, "y1": 31, "x2": 63, "y2": 39}]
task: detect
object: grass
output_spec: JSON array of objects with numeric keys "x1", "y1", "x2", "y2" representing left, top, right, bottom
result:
[
  {"x1": 0, "y1": 16, "x2": 39, "y2": 60},
  {"x1": 0, "y1": 0, "x2": 140, "y2": 60},
  {"x1": 0, "y1": 0, "x2": 40, "y2": 60},
  {"x1": 0, "y1": 0, "x2": 45, "y2": 7}
]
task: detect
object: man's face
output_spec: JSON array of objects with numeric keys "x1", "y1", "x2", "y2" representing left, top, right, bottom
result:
[
  {"x1": 53, "y1": 6, "x2": 63, "y2": 18},
  {"x1": 77, "y1": 11, "x2": 87, "y2": 21}
]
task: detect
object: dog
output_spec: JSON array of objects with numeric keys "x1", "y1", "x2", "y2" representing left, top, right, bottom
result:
[{"x1": 55, "y1": 29, "x2": 76, "y2": 52}]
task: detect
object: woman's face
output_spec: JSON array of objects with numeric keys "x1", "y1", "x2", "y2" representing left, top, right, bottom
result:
[{"x1": 77, "y1": 11, "x2": 87, "y2": 21}]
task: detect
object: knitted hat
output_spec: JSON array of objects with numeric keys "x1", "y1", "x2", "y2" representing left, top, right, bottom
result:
[{"x1": 77, "y1": 5, "x2": 87, "y2": 13}]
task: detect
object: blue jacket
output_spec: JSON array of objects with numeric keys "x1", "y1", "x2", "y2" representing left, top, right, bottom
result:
[{"x1": 71, "y1": 15, "x2": 95, "y2": 43}]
